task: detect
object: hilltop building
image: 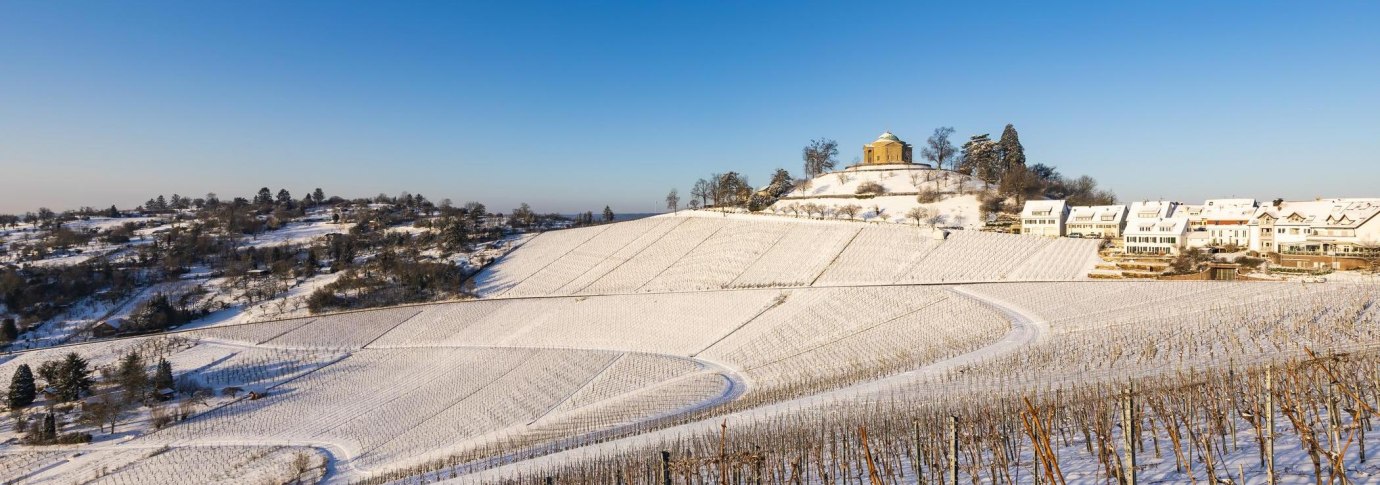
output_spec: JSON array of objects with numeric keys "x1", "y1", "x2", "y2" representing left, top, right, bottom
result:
[{"x1": 862, "y1": 132, "x2": 914, "y2": 165}]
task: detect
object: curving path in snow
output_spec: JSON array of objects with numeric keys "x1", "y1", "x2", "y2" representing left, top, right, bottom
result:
[{"x1": 438, "y1": 284, "x2": 1049, "y2": 484}]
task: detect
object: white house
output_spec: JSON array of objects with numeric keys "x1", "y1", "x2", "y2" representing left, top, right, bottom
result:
[
  {"x1": 1250, "y1": 199, "x2": 1380, "y2": 255},
  {"x1": 1125, "y1": 218, "x2": 1190, "y2": 255},
  {"x1": 1020, "y1": 200, "x2": 1069, "y2": 237},
  {"x1": 1123, "y1": 201, "x2": 1188, "y2": 255},
  {"x1": 1065, "y1": 205, "x2": 1128, "y2": 238},
  {"x1": 1180, "y1": 199, "x2": 1257, "y2": 249}
]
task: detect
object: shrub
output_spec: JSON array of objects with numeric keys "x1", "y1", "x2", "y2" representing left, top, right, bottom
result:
[
  {"x1": 916, "y1": 189, "x2": 942, "y2": 204},
  {"x1": 855, "y1": 182, "x2": 885, "y2": 196},
  {"x1": 151, "y1": 407, "x2": 173, "y2": 429}
]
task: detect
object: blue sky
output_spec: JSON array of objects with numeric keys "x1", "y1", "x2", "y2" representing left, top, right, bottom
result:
[{"x1": 2, "y1": 1, "x2": 1378, "y2": 214}]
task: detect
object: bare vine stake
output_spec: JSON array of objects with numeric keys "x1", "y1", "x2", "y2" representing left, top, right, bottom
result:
[
  {"x1": 1122, "y1": 382, "x2": 1137, "y2": 485},
  {"x1": 913, "y1": 419, "x2": 923, "y2": 484},
  {"x1": 662, "y1": 451, "x2": 672, "y2": 485},
  {"x1": 949, "y1": 415, "x2": 959, "y2": 485},
  {"x1": 1266, "y1": 366, "x2": 1275, "y2": 485},
  {"x1": 859, "y1": 426, "x2": 883, "y2": 485},
  {"x1": 720, "y1": 420, "x2": 728, "y2": 485}
]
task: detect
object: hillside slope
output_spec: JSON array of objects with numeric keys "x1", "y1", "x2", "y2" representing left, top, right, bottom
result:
[{"x1": 471, "y1": 212, "x2": 1101, "y2": 298}]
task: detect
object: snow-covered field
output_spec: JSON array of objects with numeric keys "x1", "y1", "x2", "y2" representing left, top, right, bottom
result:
[
  {"x1": 3, "y1": 213, "x2": 1375, "y2": 484},
  {"x1": 471, "y1": 212, "x2": 1102, "y2": 297},
  {"x1": 767, "y1": 165, "x2": 991, "y2": 227}
]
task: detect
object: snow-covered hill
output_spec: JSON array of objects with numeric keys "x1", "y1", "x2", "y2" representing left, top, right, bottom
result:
[
  {"x1": 767, "y1": 164, "x2": 991, "y2": 228},
  {"x1": 470, "y1": 212, "x2": 1102, "y2": 298},
  {"x1": 2, "y1": 213, "x2": 1375, "y2": 485}
]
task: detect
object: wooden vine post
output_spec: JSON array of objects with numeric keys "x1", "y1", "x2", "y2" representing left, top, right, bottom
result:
[
  {"x1": 1121, "y1": 382, "x2": 1137, "y2": 485},
  {"x1": 720, "y1": 420, "x2": 728, "y2": 485},
  {"x1": 859, "y1": 426, "x2": 883, "y2": 485},
  {"x1": 1266, "y1": 366, "x2": 1276, "y2": 485},
  {"x1": 912, "y1": 419, "x2": 924, "y2": 483},
  {"x1": 949, "y1": 415, "x2": 959, "y2": 485},
  {"x1": 661, "y1": 450, "x2": 672, "y2": 485}
]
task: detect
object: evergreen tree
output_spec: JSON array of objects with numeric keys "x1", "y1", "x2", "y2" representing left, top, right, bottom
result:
[
  {"x1": 313, "y1": 188, "x2": 326, "y2": 204},
  {"x1": 152, "y1": 358, "x2": 175, "y2": 391},
  {"x1": 767, "y1": 169, "x2": 795, "y2": 198},
  {"x1": 36, "y1": 360, "x2": 61, "y2": 387},
  {"x1": 116, "y1": 353, "x2": 150, "y2": 403},
  {"x1": 959, "y1": 134, "x2": 999, "y2": 183},
  {"x1": 996, "y1": 124, "x2": 1026, "y2": 174},
  {"x1": 255, "y1": 187, "x2": 273, "y2": 205},
  {"x1": 602, "y1": 206, "x2": 615, "y2": 223},
  {"x1": 442, "y1": 216, "x2": 469, "y2": 251},
  {"x1": 41, "y1": 412, "x2": 57, "y2": 442},
  {"x1": 8, "y1": 364, "x2": 35, "y2": 409},
  {"x1": 55, "y1": 352, "x2": 93, "y2": 402},
  {"x1": 276, "y1": 189, "x2": 293, "y2": 206},
  {"x1": 1, "y1": 318, "x2": 17, "y2": 342},
  {"x1": 106, "y1": 205, "x2": 120, "y2": 218}
]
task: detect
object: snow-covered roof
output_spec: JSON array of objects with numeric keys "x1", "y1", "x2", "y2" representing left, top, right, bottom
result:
[
  {"x1": 1021, "y1": 200, "x2": 1067, "y2": 218},
  {"x1": 1068, "y1": 205, "x2": 1127, "y2": 224},
  {"x1": 1205, "y1": 198, "x2": 1257, "y2": 209},
  {"x1": 874, "y1": 131, "x2": 900, "y2": 143},
  {"x1": 1126, "y1": 215, "x2": 1189, "y2": 236},
  {"x1": 1128, "y1": 201, "x2": 1178, "y2": 221},
  {"x1": 1178, "y1": 199, "x2": 1257, "y2": 223},
  {"x1": 1266, "y1": 198, "x2": 1380, "y2": 228}
]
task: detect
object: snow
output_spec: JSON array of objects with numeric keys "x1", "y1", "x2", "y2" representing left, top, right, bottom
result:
[
  {"x1": 236, "y1": 220, "x2": 354, "y2": 249},
  {"x1": 2, "y1": 213, "x2": 1374, "y2": 485},
  {"x1": 472, "y1": 212, "x2": 1099, "y2": 298},
  {"x1": 765, "y1": 165, "x2": 991, "y2": 227}
]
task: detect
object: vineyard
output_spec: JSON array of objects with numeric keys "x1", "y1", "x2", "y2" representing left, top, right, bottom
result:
[
  {"x1": 0, "y1": 213, "x2": 1374, "y2": 484},
  {"x1": 471, "y1": 213, "x2": 1102, "y2": 297}
]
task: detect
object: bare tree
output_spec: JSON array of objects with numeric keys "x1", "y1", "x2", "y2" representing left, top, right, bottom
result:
[
  {"x1": 921, "y1": 127, "x2": 958, "y2": 170},
  {"x1": 926, "y1": 212, "x2": 945, "y2": 227},
  {"x1": 803, "y1": 139, "x2": 839, "y2": 179},
  {"x1": 839, "y1": 204, "x2": 862, "y2": 220},
  {"x1": 905, "y1": 207, "x2": 930, "y2": 226},
  {"x1": 665, "y1": 189, "x2": 680, "y2": 214},
  {"x1": 690, "y1": 179, "x2": 710, "y2": 207}
]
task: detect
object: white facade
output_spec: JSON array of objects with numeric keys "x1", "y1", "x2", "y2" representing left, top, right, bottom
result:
[
  {"x1": 1020, "y1": 200, "x2": 1069, "y2": 237},
  {"x1": 1249, "y1": 199, "x2": 1380, "y2": 255},
  {"x1": 1179, "y1": 199, "x2": 1257, "y2": 249},
  {"x1": 1123, "y1": 201, "x2": 1188, "y2": 255},
  {"x1": 1065, "y1": 205, "x2": 1127, "y2": 238}
]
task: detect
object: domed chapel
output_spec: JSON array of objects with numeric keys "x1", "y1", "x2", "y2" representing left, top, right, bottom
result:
[{"x1": 862, "y1": 131, "x2": 913, "y2": 165}]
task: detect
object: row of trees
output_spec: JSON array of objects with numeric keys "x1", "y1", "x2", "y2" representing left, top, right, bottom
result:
[
  {"x1": 678, "y1": 124, "x2": 1113, "y2": 216},
  {"x1": 688, "y1": 172, "x2": 754, "y2": 209}
]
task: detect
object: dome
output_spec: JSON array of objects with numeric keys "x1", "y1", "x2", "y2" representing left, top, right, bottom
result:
[{"x1": 875, "y1": 131, "x2": 900, "y2": 142}]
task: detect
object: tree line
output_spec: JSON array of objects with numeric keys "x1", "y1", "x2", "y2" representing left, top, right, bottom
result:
[{"x1": 671, "y1": 124, "x2": 1115, "y2": 215}]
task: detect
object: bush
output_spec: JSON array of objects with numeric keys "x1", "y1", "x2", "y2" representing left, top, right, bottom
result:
[
  {"x1": 916, "y1": 189, "x2": 942, "y2": 204},
  {"x1": 855, "y1": 182, "x2": 886, "y2": 196},
  {"x1": 306, "y1": 289, "x2": 343, "y2": 313},
  {"x1": 151, "y1": 407, "x2": 174, "y2": 429},
  {"x1": 55, "y1": 432, "x2": 93, "y2": 445},
  {"x1": 1235, "y1": 256, "x2": 1265, "y2": 271}
]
